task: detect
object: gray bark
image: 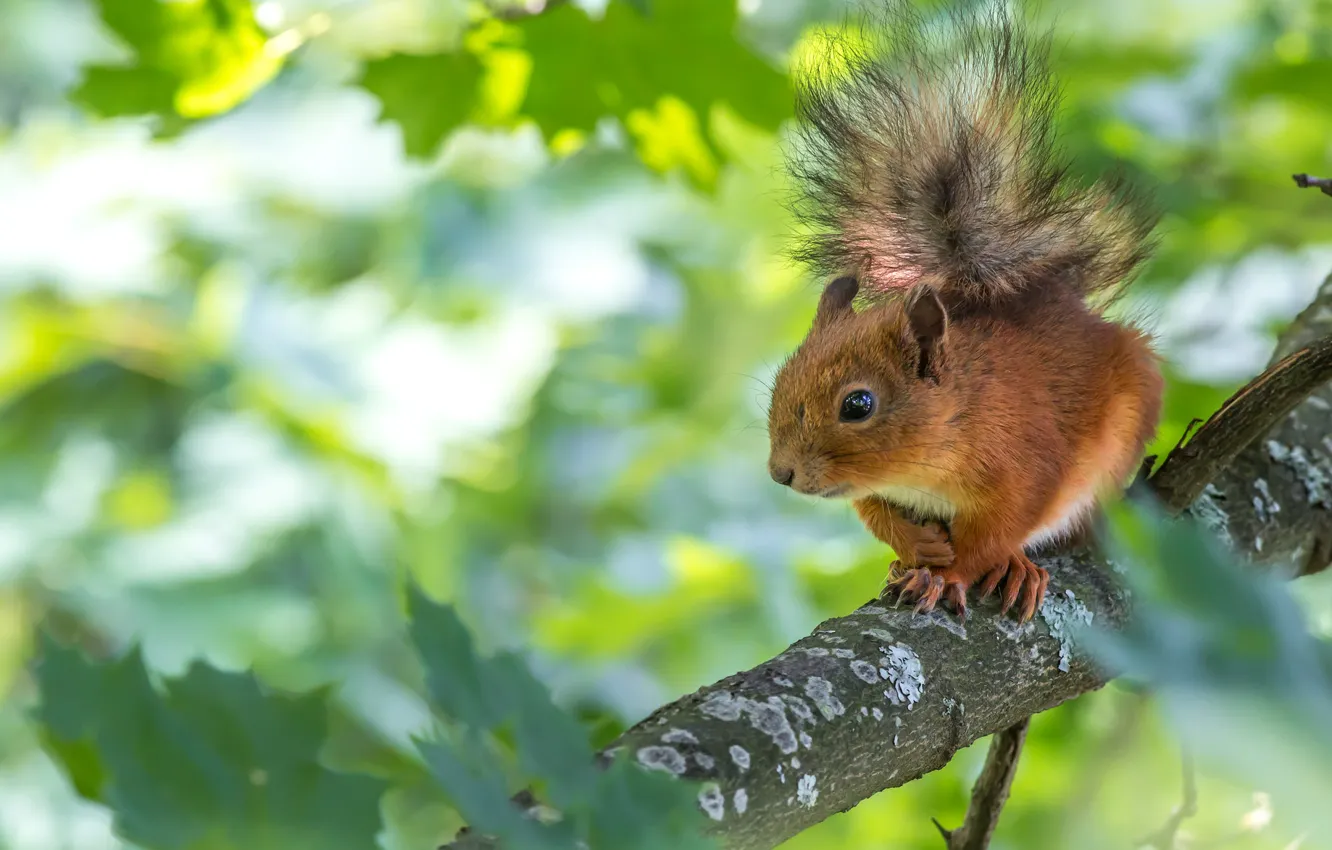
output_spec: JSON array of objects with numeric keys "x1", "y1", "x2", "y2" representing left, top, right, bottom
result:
[
  {"x1": 613, "y1": 552, "x2": 1123, "y2": 850},
  {"x1": 1195, "y1": 272, "x2": 1332, "y2": 576}
]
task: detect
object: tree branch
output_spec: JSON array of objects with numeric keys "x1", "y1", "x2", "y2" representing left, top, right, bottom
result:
[
  {"x1": 1192, "y1": 270, "x2": 1332, "y2": 576},
  {"x1": 1150, "y1": 335, "x2": 1332, "y2": 513},
  {"x1": 1293, "y1": 174, "x2": 1332, "y2": 196},
  {"x1": 1138, "y1": 751, "x2": 1198, "y2": 849},
  {"x1": 932, "y1": 718, "x2": 1030, "y2": 849},
  {"x1": 441, "y1": 275, "x2": 1332, "y2": 850}
]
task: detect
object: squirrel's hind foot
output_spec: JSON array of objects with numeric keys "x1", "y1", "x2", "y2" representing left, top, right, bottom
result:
[
  {"x1": 977, "y1": 551, "x2": 1050, "y2": 622},
  {"x1": 882, "y1": 564, "x2": 968, "y2": 620}
]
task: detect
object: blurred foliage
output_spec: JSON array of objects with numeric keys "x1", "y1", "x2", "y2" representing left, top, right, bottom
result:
[
  {"x1": 409, "y1": 588, "x2": 716, "y2": 850},
  {"x1": 34, "y1": 637, "x2": 388, "y2": 850},
  {"x1": 0, "y1": 0, "x2": 1331, "y2": 848},
  {"x1": 31, "y1": 591, "x2": 713, "y2": 850},
  {"x1": 1096, "y1": 500, "x2": 1332, "y2": 840}
]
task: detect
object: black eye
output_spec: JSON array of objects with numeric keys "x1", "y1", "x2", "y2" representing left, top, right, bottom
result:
[{"x1": 839, "y1": 389, "x2": 875, "y2": 422}]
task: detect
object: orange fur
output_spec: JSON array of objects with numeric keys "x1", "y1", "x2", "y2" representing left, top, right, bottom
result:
[{"x1": 768, "y1": 287, "x2": 1162, "y2": 619}]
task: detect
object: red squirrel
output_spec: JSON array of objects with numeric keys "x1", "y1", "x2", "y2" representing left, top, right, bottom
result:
[{"x1": 766, "y1": 6, "x2": 1163, "y2": 622}]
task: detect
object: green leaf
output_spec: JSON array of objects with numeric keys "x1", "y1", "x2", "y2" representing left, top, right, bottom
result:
[
  {"x1": 407, "y1": 588, "x2": 599, "y2": 808},
  {"x1": 588, "y1": 758, "x2": 719, "y2": 850},
  {"x1": 407, "y1": 588, "x2": 717, "y2": 847},
  {"x1": 360, "y1": 0, "x2": 789, "y2": 159},
  {"x1": 33, "y1": 639, "x2": 387, "y2": 850},
  {"x1": 72, "y1": 65, "x2": 179, "y2": 117},
  {"x1": 1091, "y1": 500, "x2": 1332, "y2": 834},
  {"x1": 75, "y1": 0, "x2": 285, "y2": 122},
  {"x1": 490, "y1": 652, "x2": 599, "y2": 809},
  {"x1": 519, "y1": 0, "x2": 789, "y2": 135},
  {"x1": 417, "y1": 737, "x2": 574, "y2": 850},
  {"x1": 32, "y1": 635, "x2": 107, "y2": 743},
  {"x1": 407, "y1": 585, "x2": 505, "y2": 728},
  {"x1": 31, "y1": 635, "x2": 111, "y2": 800},
  {"x1": 359, "y1": 52, "x2": 485, "y2": 158}
]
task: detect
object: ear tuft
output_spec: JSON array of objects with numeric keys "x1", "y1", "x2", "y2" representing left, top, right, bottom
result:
[
  {"x1": 814, "y1": 276, "x2": 859, "y2": 328},
  {"x1": 906, "y1": 288, "x2": 949, "y2": 383}
]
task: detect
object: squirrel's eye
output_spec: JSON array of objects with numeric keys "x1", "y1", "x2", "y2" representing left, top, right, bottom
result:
[{"x1": 839, "y1": 389, "x2": 876, "y2": 422}]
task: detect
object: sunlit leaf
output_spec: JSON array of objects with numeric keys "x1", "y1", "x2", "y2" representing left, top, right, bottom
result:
[
  {"x1": 519, "y1": 0, "x2": 789, "y2": 136},
  {"x1": 75, "y1": 0, "x2": 285, "y2": 121},
  {"x1": 72, "y1": 65, "x2": 178, "y2": 117},
  {"x1": 361, "y1": 0, "x2": 790, "y2": 159}
]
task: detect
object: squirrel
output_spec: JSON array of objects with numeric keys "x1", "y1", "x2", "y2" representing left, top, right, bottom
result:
[{"x1": 766, "y1": 5, "x2": 1163, "y2": 622}]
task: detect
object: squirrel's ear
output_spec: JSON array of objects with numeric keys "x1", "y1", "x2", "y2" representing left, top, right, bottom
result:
[
  {"x1": 906, "y1": 287, "x2": 948, "y2": 383},
  {"x1": 813, "y1": 276, "x2": 859, "y2": 329}
]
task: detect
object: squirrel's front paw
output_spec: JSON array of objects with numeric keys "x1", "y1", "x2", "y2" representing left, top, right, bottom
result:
[
  {"x1": 906, "y1": 521, "x2": 955, "y2": 568},
  {"x1": 881, "y1": 564, "x2": 968, "y2": 619}
]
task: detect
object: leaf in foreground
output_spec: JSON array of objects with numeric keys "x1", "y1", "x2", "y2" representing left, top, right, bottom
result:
[
  {"x1": 406, "y1": 587, "x2": 718, "y2": 850},
  {"x1": 1094, "y1": 501, "x2": 1332, "y2": 835},
  {"x1": 33, "y1": 637, "x2": 387, "y2": 850}
]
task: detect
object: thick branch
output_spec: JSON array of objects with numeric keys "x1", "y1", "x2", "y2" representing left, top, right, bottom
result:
[
  {"x1": 607, "y1": 551, "x2": 1123, "y2": 850},
  {"x1": 443, "y1": 277, "x2": 1332, "y2": 850}
]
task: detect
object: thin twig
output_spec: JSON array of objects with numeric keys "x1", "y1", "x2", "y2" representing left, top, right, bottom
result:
[
  {"x1": 934, "y1": 718, "x2": 1031, "y2": 850},
  {"x1": 1293, "y1": 174, "x2": 1332, "y2": 197},
  {"x1": 1150, "y1": 337, "x2": 1332, "y2": 513},
  {"x1": 1172, "y1": 417, "x2": 1205, "y2": 454},
  {"x1": 1138, "y1": 751, "x2": 1198, "y2": 849}
]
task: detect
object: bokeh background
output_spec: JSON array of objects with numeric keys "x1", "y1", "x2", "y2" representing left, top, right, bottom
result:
[{"x1": 3, "y1": 0, "x2": 1332, "y2": 847}]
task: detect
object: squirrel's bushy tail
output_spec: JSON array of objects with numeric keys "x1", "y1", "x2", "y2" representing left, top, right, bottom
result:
[{"x1": 787, "y1": 3, "x2": 1158, "y2": 310}]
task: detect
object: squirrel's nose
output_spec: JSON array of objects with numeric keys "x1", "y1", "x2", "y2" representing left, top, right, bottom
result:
[{"x1": 771, "y1": 466, "x2": 795, "y2": 487}]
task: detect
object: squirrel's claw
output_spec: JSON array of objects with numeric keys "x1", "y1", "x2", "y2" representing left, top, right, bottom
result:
[
  {"x1": 943, "y1": 582, "x2": 968, "y2": 620},
  {"x1": 1023, "y1": 565, "x2": 1051, "y2": 623},
  {"x1": 883, "y1": 565, "x2": 968, "y2": 620},
  {"x1": 913, "y1": 574, "x2": 946, "y2": 615},
  {"x1": 978, "y1": 553, "x2": 1049, "y2": 622},
  {"x1": 883, "y1": 565, "x2": 933, "y2": 606},
  {"x1": 999, "y1": 569, "x2": 1023, "y2": 616},
  {"x1": 977, "y1": 567, "x2": 1006, "y2": 600}
]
